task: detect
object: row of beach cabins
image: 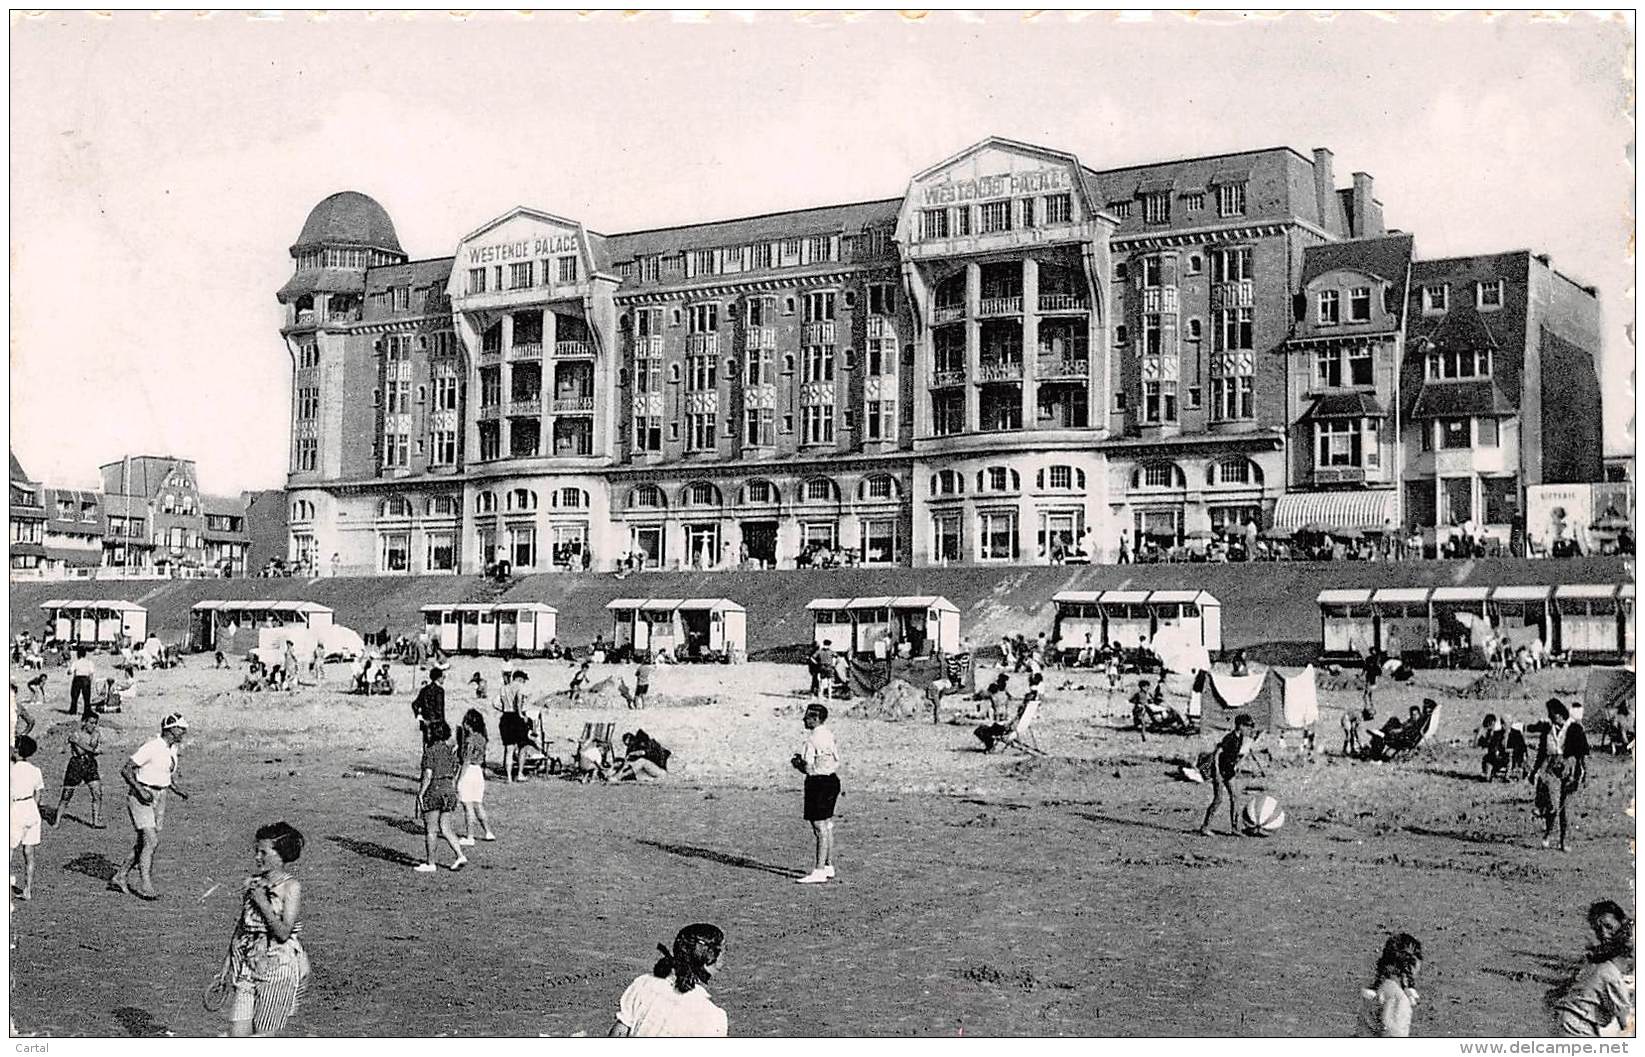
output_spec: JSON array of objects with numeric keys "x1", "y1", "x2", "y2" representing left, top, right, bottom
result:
[{"x1": 31, "y1": 581, "x2": 1635, "y2": 665}]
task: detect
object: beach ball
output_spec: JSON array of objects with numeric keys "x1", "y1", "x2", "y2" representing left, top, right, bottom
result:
[{"x1": 1241, "y1": 795, "x2": 1285, "y2": 836}]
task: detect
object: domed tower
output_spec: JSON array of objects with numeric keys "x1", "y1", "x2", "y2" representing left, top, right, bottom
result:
[{"x1": 277, "y1": 192, "x2": 406, "y2": 572}]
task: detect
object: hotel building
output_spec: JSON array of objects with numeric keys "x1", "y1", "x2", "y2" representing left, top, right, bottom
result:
[{"x1": 276, "y1": 137, "x2": 1602, "y2": 574}]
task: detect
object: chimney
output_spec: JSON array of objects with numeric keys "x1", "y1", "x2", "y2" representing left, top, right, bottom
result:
[
  {"x1": 1311, "y1": 148, "x2": 1336, "y2": 232},
  {"x1": 1535, "y1": 253, "x2": 1551, "y2": 266},
  {"x1": 1351, "y1": 172, "x2": 1374, "y2": 238}
]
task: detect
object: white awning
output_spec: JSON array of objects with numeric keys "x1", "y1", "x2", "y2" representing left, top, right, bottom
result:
[
  {"x1": 639, "y1": 599, "x2": 684, "y2": 612},
  {"x1": 1430, "y1": 586, "x2": 1490, "y2": 602},
  {"x1": 494, "y1": 602, "x2": 559, "y2": 614},
  {"x1": 847, "y1": 597, "x2": 895, "y2": 609},
  {"x1": 1317, "y1": 588, "x2": 1374, "y2": 604},
  {"x1": 1100, "y1": 590, "x2": 1151, "y2": 605},
  {"x1": 805, "y1": 598, "x2": 851, "y2": 611},
  {"x1": 891, "y1": 596, "x2": 957, "y2": 613},
  {"x1": 1148, "y1": 590, "x2": 1219, "y2": 606},
  {"x1": 677, "y1": 598, "x2": 745, "y2": 613},
  {"x1": 38, "y1": 599, "x2": 144, "y2": 612},
  {"x1": 1273, "y1": 490, "x2": 1399, "y2": 532},
  {"x1": 1554, "y1": 584, "x2": 1621, "y2": 600},
  {"x1": 1052, "y1": 591, "x2": 1104, "y2": 604},
  {"x1": 1492, "y1": 586, "x2": 1552, "y2": 602},
  {"x1": 1372, "y1": 588, "x2": 1431, "y2": 604},
  {"x1": 606, "y1": 598, "x2": 648, "y2": 610}
]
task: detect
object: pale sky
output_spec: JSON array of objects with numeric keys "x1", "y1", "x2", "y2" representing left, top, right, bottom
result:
[{"x1": 9, "y1": 10, "x2": 1635, "y2": 492}]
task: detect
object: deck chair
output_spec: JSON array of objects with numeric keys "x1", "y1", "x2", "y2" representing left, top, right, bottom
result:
[
  {"x1": 997, "y1": 699, "x2": 1046, "y2": 755},
  {"x1": 572, "y1": 721, "x2": 617, "y2": 781},
  {"x1": 517, "y1": 709, "x2": 556, "y2": 777},
  {"x1": 1369, "y1": 701, "x2": 1440, "y2": 761}
]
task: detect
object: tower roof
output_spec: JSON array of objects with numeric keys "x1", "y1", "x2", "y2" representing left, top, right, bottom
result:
[{"x1": 291, "y1": 191, "x2": 403, "y2": 255}]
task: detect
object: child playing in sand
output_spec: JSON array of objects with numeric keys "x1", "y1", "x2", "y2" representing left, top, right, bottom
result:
[
  {"x1": 10, "y1": 735, "x2": 44, "y2": 901},
  {"x1": 609, "y1": 923, "x2": 728, "y2": 1037},
  {"x1": 1197, "y1": 713, "x2": 1266, "y2": 837},
  {"x1": 1358, "y1": 933, "x2": 1423, "y2": 1036},
  {"x1": 470, "y1": 671, "x2": 488, "y2": 700},
  {"x1": 568, "y1": 658, "x2": 592, "y2": 704},
  {"x1": 413, "y1": 721, "x2": 465, "y2": 873},
  {"x1": 54, "y1": 711, "x2": 106, "y2": 828},
  {"x1": 223, "y1": 821, "x2": 311, "y2": 1036},
  {"x1": 455, "y1": 709, "x2": 496, "y2": 845}
]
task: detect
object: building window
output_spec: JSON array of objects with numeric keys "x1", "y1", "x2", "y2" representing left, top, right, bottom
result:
[
  {"x1": 866, "y1": 336, "x2": 896, "y2": 376},
  {"x1": 862, "y1": 475, "x2": 896, "y2": 500},
  {"x1": 382, "y1": 433, "x2": 409, "y2": 468},
  {"x1": 1315, "y1": 420, "x2": 1362, "y2": 467},
  {"x1": 1477, "y1": 279, "x2": 1505, "y2": 310},
  {"x1": 1478, "y1": 417, "x2": 1500, "y2": 447},
  {"x1": 1141, "y1": 381, "x2": 1178, "y2": 424},
  {"x1": 867, "y1": 282, "x2": 896, "y2": 316},
  {"x1": 1211, "y1": 246, "x2": 1253, "y2": 283},
  {"x1": 802, "y1": 345, "x2": 835, "y2": 382},
  {"x1": 509, "y1": 262, "x2": 534, "y2": 289},
  {"x1": 978, "y1": 200, "x2": 1012, "y2": 234},
  {"x1": 743, "y1": 407, "x2": 775, "y2": 446},
  {"x1": 1114, "y1": 325, "x2": 1128, "y2": 347},
  {"x1": 295, "y1": 438, "x2": 318, "y2": 472},
  {"x1": 1142, "y1": 192, "x2": 1170, "y2": 225},
  {"x1": 1108, "y1": 200, "x2": 1132, "y2": 219},
  {"x1": 425, "y1": 532, "x2": 455, "y2": 572},
  {"x1": 1422, "y1": 284, "x2": 1449, "y2": 314},
  {"x1": 861, "y1": 519, "x2": 897, "y2": 565},
  {"x1": 1318, "y1": 290, "x2": 1340, "y2": 325},
  {"x1": 688, "y1": 249, "x2": 716, "y2": 277},
  {"x1": 466, "y1": 268, "x2": 487, "y2": 295},
  {"x1": 1210, "y1": 374, "x2": 1253, "y2": 421},
  {"x1": 1044, "y1": 193, "x2": 1072, "y2": 224},
  {"x1": 744, "y1": 479, "x2": 777, "y2": 504},
  {"x1": 1134, "y1": 463, "x2": 1184, "y2": 490},
  {"x1": 803, "y1": 291, "x2": 836, "y2": 322},
  {"x1": 688, "y1": 303, "x2": 718, "y2": 333},
  {"x1": 1181, "y1": 191, "x2": 1205, "y2": 212},
  {"x1": 1186, "y1": 318, "x2": 1202, "y2": 342},
  {"x1": 1348, "y1": 345, "x2": 1373, "y2": 386},
  {"x1": 686, "y1": 353, "x2": 716, "y2": 391},
  {"x1": 380, "y1": 532, "x2": 410, "y2": 573},
  {"x1": 431, "y1": 430, "x2": 457, "y2": 466},
  {"x1": 687, "y1": 413, "x2": 716, "y2": 450},
  {"x1": 509, "y1": 526, "x2": 536, "y2": 569},
  {"x1": 1213, "y1": 307, "x2": 1253, "y2": 351},
  {"x1": 801, "y1": 404, "x2": 835, "y2": 445},
  {"x1": 478, "y1": 424, "x2": 501, "y2": 461},
  {"x1": 932, "y1": 392, "x2": 965, "y2": 437},
  {"x1": 1315, "y1": 348, "x2": 1342, "y2": 388},
  {"x1": 804, "y1": 478, "x2": 836, "y2": 503},
  {"x1": 1217, "y1": 182, "x2": 1247, "y2": 217},
  {"x1": 1425, "y1": 347, "x2": 1492, "y2": 380},
  {"x1": 1143, "y1": 315, "x2": 1163, "y2": 356},
  {"x1": 556, "y1": 256, "x2": 579, "y2": 284},
  {"x1": 978, "y1": 511, "x2": 1018, "y2": 560},
  {"x1": 1348, "y1": 286, "x2": 1372, "y2": 322}
]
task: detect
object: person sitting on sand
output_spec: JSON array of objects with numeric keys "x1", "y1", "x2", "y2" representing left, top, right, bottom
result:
[
  {"x1": 214, "y1": 651, "x2": 227, "y2": 670},
  {"x1": 470, "y1": 671, "x2": 488, "y2": 701},
  {"x1": 1478, "y1": 714, "x2": 1511, "y2": 780},
  {"x1": 613, "y1": 730, "x2": 671, "y2": 783},
  {"x1": 242, "y1": 661, "x2": 268, "y2": 693},
  {"x1": 370, "y1": 665, "x2": 395, "y2": 696},
  {"x1": 1548, "y1": 900, "x2": 1634, "y2": 1037}
]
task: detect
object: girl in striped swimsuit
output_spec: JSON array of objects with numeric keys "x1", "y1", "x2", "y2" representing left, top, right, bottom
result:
[{"x1": 227, "y1": 821, "x2": 311, "y2": 1037}]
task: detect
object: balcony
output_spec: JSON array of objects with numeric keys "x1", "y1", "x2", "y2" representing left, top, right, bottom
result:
[
  {"x1": 745, "y1": 326, "x2": 776, "y2": 351},
  {"x1": 1038, "y1": 293, "x2": 1089, "y2": 314},
  {"x1": 978, "y1": 359, "x2": 1024, "y2": 382},
  {"x1": 932, "y1": 368, "x2": 968, "y2": 388},
  {"x1": 479, "y1": 346, "x2": 502, "y2": 364},
  {"x1": 687, "y1": 334, "x2": 719, "y2": 356},
  {"x1": 553, "y1": 396, "x2": 595, "y2": 414},
  {"x1": 978, "y1": 296, "x2": 1023, "y2": 318},
  {"x1": 511, "y1": 342, "x2": 542, "y2": 360},
  {"x1": 801, "y1": 321, "x2": 836, "y2": 345},
  {"x1": 507, "y1": 397, "x2": 542, "y2": 417},
  {"x1": 478, "y1": 404, "x2": 502, "y2": 421},
  {"x1": 1211, "y1": 279, "x2": 1255, "y2": 310},
  {"x1": 867, "y1": 316, "x2": 894, "y2": 339},
  {"x1": 1141, "y1": 288, "x2": 1179, "y2": 313},
  {"x1": 932, "y1": 304, "x2": 966, "y2": 325},
  {"x1": 632, "y1": 336, "x2": 663, "y2": 356},
  {"x1": 1037, "y1": 357, "x2": 1090, "y2": 381},
  {"x1": 555, "y1": 340, "x2": 593, "y2": 358}
]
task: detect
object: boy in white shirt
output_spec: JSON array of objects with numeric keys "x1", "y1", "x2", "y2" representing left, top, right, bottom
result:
[
  {"x1": 10, "y1": 735, "x2": 44, "y2": 901},
  {"x1": 791, "y1": 704, "x2": 840, "y2": 884}
]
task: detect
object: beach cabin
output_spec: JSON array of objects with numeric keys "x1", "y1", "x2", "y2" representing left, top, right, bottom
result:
[
  {"x1": 1370, "y1": 587, "x2": 1431, "y2": 658},
  {"x1": 674, "y1": 599, "x2": 747, "y2": 659},
  {"x1": 1429, "y1": 585, "x2": 1490, "y2": 652},
  {"x1": 39, "y1": 600, "x2": 148, "y2": 647},
  {"x1": 605, "y1": 598, "x2": 684, "y2": 658},
  {"x1": 494, "y1": 603, "x2": 559, "y2": 654},
  {"x1": 1490, "y1": 585, "x2": 1553, "y2": 648},
  {"x1": 1554, "y1": 585, "x2": 1624, "y2": 659},
  {"x1": 1099, "y1": 590, "x2": 1154, "y2": 649},
  {"x1": 1317, "y1": 588, "x2": 1375, "y2": 656},
  {"x1": 805, "y1": 598, "x2": 854, "y2": 652},
  {"x1": 189, "y1": 600, "x2": 333, "y2": 653},
  {"x1": 803, "y1": 596, "x2": 961, "y2": 657},
  {"x1": 423, "y1": 603, "x2": 560, "y2": 655},
  {"x1": 1621, "y1": 582, "x2": 1635, "y2": 656},
  {"x1": 1051, "y1": 591, "x2": 1105, "y2": 659},
  {"x1": 1146, "y1": 590, "x2": 1223, "y2": 654}
]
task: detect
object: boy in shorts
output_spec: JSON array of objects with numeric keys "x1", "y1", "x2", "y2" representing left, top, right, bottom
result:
[
  {"x1": 11, "y1": 735, "x2": 44, "y2": 900},
  {"x1": 54, "y1": 710, "x2": 106, "y2": 827},
  {"x1": 113, "y1": 713, "x2": 190, "y2": 900},
  {"x1": 791, "y1": 704, "x2": 840, "y2": 884}
]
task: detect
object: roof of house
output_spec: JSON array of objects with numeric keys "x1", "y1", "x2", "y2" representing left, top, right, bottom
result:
[
  {"x1": 1309, "y1": 392, "x2": 1387, "y2": 419},
  {"x1": 1299, "y1": 233, "x2": 1415, "y2": 293},
  {"x1": 10, "y1": 450, "x2": 33, "y2": 484},
  {"x1": 1409, "y1": 379, "x2": 1517, "y2": 419},
  {"x1": 603, "y1": 198, "x2": 903, "y2": 262},
  {"x1": 293, "y1": 191, "x2": 403, "y2": 254}
]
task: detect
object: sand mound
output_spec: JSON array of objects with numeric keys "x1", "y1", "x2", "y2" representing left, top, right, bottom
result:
[
  {"x1": 844, "y1": 679, "x2": 930, "y2": 722},
  {"x1": 534, "y1": 677, "x2": 716, "y2": 710},
  {"x1": 1452, "y1": 667, "x2": 1585, "y2": 701}
]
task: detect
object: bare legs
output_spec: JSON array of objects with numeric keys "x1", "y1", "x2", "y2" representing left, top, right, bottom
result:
[{"x1": 422, "y1": 810, "x2": 464, "y2": 868}]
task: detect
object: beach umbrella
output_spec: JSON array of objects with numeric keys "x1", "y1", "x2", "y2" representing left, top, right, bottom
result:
[
  {"x1": 1185, "y1": 529, "x2": 1215, "y2": 541},
  {"x1": 1331, "y1": 527, "x2": 1364, "y2": 540},
  {"x1": 1260, "y1": 526, "x2": 1293, "y2": 540},
  {"x1": 1296, "y1": 521, "x2": 1332, "y2": 536}
]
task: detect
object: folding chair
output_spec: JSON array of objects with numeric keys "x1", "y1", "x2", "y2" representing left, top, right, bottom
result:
[
  {"x1": 572, "y1": 721, "x2": 617, "y2": 781},
  {"x1": 998, "y1": 699, "x2": 1046, "y2": 755},
  {"x1": 518, "y1": 710, "x2": 556, "y2": 777}
]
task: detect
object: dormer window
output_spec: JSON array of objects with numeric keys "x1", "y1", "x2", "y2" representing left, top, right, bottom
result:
[
  {"x1": 1422, "y1": 284, "x2": 1448, "y2": 314},
  {"x1": 1318, "y1": 290, "x2": 1340, "y2": 326},
  {"x1": 1477, "y1": 279, "x2": 1505, "y2": 310},
  {"x1": 1348, "y1": 286, "x2": 1372, "y2": 322}
]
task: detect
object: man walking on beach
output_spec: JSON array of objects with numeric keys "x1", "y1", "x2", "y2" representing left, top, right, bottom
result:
[
  {"x1": 792, "y1": 704, "x2": 840, "y2": 884},
  {"x1": 112, "y1": 713, "x2": 189, "y2": 900},
  {"x1": 412, "y1": 666, "x2": 447, "y2": 739}
]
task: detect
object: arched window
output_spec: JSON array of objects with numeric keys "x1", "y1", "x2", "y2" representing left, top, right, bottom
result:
[
  {"x1": 976, "y1": 467, "x2": 1021, "y2": 493},
  {"x1": 683, "y1": 481, "x2": 722, "y2": 507},
  {"x1": 1207, "y1": 458, "x2": 1262, "y2": 487},
  {"x1": 506, "y1": 488, "x2": 538, "y2": 512},
  {"x1": 860, "y1": 474, "x2": 898, "y2": 501},
  {"x1": 552, "y1": 487, "x2": 588, "y2": 509},
  {"x1": 475, "y1": 491, "x2": 497, "y2": 515},
  {"x1": 668, "y1": 363, "x2": 682, "y2": 384},
  {"x1": 803, "y1": 477, "x2": 838, "y2": 503},
  {"x1": 290, "y1": 500, "x2": 314, "y2": 521},
  {"x1": 741, "y1": 479, "x2": 779, "y2": 505},
  {"x1": 379, "y1": 495, "x2": 413, "y2": 518},
  {"x1": 1132, "y1": 462, "x2": 1186, "y2": 490},
  {"x1": 1036, "y1": 465, "x2": 1086, "y2": 491},
  {"x1": 629, "y1": 485, "x2": 666, "y2": 510},
  {"x1": 426, "y1": 495, "x2": 458, "y2": 517},
  {"x1": 931, "y1": 470, "x2": 965, "y2": 496}
]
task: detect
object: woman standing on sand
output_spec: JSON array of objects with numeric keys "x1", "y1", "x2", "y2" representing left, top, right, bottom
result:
[
  {"x1": 1357, "y1": 933, "x2": 1423, "y2": 1036},
  {"x1": 455, "y1": 709, "x2": 496, "y2": 845},
  {"x1": 1550, "y1": 900, "x2": 1634, "y2": 1036},
  {"x1": 224, "y1": 821, "x2": 310, "y2": 1037},
  {"x1": 413, "y1": 721, "x2": 466, "y2": 873}
]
